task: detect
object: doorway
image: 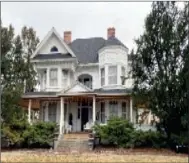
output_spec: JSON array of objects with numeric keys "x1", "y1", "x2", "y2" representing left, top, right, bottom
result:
[{"x1": 81, "y1": 107, "x2": 89, "y2": 131}]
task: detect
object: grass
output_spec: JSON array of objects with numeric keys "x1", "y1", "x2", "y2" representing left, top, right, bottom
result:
[{"x1": 1, "y1": 150, "x2": 188, "y2": 163}]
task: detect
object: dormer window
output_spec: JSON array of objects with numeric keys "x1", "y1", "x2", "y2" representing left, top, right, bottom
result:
[{"x1": 50, "y1": 46, "x2": 58, "y2": 52}]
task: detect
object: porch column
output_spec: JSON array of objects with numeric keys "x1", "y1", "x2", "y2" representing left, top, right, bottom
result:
[
  {"x1": 148, "y1": 110, "x2": 152, "y2": 124},
  {"x1": 93, "y1": 96, "x2": 96, "y2": 123},
  {"x1": 60, "y1": 97, "x2": 64, "y2": 134},
  {"x1": 130, "y1": 97, "x2": 133, "y2": 123},
  {"x1": 28, "y1": 99, "x2": 32, "y2": 123}
]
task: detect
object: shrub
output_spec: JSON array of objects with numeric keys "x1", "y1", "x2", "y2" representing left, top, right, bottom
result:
[
  {"x1": 130, "y1": 130, "x2": 167, "y2": 148},
  {"x1": 93, "y1": 116, "x2": 167, "y2": 148},
  {"x1": 1, "y1": 120, "x2": 58, "y2": 148},
  {"x1": 23, "y1": 121, "x2": 58, "y2": 148},
  {"x1": 1, "y1": 118, "x2": 30, "y2": 147},
  {"x1": 94, "y1": 116, "x2": 135, "y2": 147}
]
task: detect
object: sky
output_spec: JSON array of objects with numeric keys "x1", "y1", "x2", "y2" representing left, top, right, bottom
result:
[{"x1": 1, "y1": 2, "x2": 153, "y2": 51}]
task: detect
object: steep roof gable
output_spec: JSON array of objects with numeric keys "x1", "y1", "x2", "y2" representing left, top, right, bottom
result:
[{"x1": 31, "y1": 27, "x2": 76, "y2": 59}]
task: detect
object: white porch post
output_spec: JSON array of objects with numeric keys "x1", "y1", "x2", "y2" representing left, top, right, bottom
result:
[
  {"x1": 28, "y1": 99, "x2": 32, "y2": 123},
  {"x1": 148, "y1": 110, "x2": 152, "y2": 124},
  {"x1": 93, "y1": 96, "x2": 96, "y2": 123},
  {"x1": 130, "y1": 97, "x2": 133, "y2": 123},
  {"x1": 60, "y1": 97, "x2": 64, "y2": 134}
]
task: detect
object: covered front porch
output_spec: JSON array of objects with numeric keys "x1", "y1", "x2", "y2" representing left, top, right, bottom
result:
[{"x1": 20, "y1": 93, "x2": 134, "y2": 134}]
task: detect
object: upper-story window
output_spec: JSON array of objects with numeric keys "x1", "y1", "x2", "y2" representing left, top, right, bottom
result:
[
  {"x1": 78, "y1": 74, "x2": 92, "y2": 89},
  {"x1": 108, "y1": 66, "x2": 117, "y2": 85},
  {"x1": 50, "y1": 46, "x2": 58, "y2": 52},
  {"x1": 121, "y1": 66, "x2": 125, "y2": 85},
  {"x1": 62, "y1": 69, "x2": 68, "y2": 87},
  {"x1": 50, "y1": 69, "x2": 58, "y2": 86},
  {"x1": 101, "y1": 68, "x2": 105, "y2": 86}
]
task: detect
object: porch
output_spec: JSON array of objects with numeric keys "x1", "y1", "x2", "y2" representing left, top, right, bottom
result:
[{"x1": 20, "y1": 93, "x2": 134, "y2": 134}]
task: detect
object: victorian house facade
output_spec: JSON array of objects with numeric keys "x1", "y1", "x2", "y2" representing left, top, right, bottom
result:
[{"x1": 21, "y1": 27, "x2": 136, "y2": 134}]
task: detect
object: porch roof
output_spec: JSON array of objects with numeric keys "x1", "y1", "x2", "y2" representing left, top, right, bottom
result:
[
  {"x1": 22, "y1": 88, "x2": 132, "y2": 99},
  {"x1": 23, "y1": 91, "x2": 58, "y2": 98},
  {"x1": 94, "y1": 88, "x2": 132, "y2": 95}
]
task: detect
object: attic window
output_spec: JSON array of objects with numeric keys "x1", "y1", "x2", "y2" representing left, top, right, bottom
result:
[{"x1": 50, "y1": 46, "x2": 58, "y2": 52}]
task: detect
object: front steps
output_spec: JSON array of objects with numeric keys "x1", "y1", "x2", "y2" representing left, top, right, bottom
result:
[{"x1": 56, "y1": 133, "x2": 90, "y2": 152}]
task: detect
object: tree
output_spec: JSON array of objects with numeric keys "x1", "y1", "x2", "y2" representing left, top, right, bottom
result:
[
  {"x1": 1, "y1": 24, "x2": 40, "y2": 123},
  {"x1": 131, "y1": 2, "x2": 188, "y2": 144},
  {"x1": 21, "y1": 26, "x2": 40, "y2": 92}
]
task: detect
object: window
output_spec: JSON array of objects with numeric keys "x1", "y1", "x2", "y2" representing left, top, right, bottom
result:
[
  {"x1": 122, "y1": 102, "x2": 127, "y2": 119},
  {"x1": 48, "y1": 103, "x2": 57, "y2": 122},
  {"x1": 109, "y1": 101, "x2": 118, "y2": 117},
  {"x1": 50, "y1": 46, "x2": 58, "y2": 52},
  {"x1": 50, "y1": 69, "x2": 58, "y2": 86},
  {"x1": 108, "y1": 66, "x2": 117, "y2": 85},
  {"x1": 62, "y1": 69, "x2": 68, "y2": 87},
  {"x1": 100, "y1": 102, "x2": 105, "y2": 123},
  {"x1": 121, "y1": 67, "x2": 125, "y2": 85},
  {"x1": 101, "y1": 68, "x2": 105, "y2": 86}
]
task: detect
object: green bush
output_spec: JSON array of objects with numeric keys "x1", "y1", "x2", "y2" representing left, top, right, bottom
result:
[
  {"x1": 1, "y1": 120, "x2": 58, "y2": 148},
  {"x1": 94, "y1": 116, "x2": 135, "y2": 148},
  {"x1": 23, "y1": 121, "x2": 58, "y2": 148},
  {"x1": 93, "y1": 116, "x2": 167, "y2": 148},
  {"x1": 130, "y1": 130, "x2": 167, "y2": 148},
  {"x1": 1, "y1": 118, "x2": 30, "y2": 147}
]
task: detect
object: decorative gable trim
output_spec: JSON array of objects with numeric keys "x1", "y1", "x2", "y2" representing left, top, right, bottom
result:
[
  {"x1": 31, "y1": 27, "x2": 76, "y2": 59},
  {"x1": 58, "y1": 81, "x2": 93, "y2": 95}
]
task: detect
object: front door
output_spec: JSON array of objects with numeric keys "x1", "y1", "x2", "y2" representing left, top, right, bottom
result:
[{"x1": 81, "y1": 107, "x2": 89, "y2": 131}]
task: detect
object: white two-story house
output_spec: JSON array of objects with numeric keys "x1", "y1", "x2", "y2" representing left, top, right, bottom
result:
[{"x1": 21, "y1": 27, "x2": 136, "y2": 134}]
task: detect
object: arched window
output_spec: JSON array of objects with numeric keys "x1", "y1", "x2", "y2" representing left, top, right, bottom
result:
[
  {"x1": 50, "y1": 46, "x2": 58, "y2": 52},
  {"x1": 78, "y1": 74, "x2": 92, "y2": 89}
]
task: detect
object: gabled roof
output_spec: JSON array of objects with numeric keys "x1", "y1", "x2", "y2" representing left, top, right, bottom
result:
[{"x1": 31, "y1": 27, "x2": 76, "y2": 59}]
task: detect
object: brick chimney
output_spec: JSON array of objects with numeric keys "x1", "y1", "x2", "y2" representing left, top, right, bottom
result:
[
  {"x1": 107, "y1": 27, "x2": 115, "y2": 39},
  {"x1": 64, "y1": 31, "x2": 72, "y2": 44}
]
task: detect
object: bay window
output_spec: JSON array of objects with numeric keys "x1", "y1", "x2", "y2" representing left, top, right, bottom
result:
[
  {"x1": 101, "y1": 68, "x2": 105, "y2": 86},
  {"x1": 50, "y1": 69, "x2": 58, "y2": 86},
  {"x1": 108, "y1": 66, "x2": 117, "y2": 85}
]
